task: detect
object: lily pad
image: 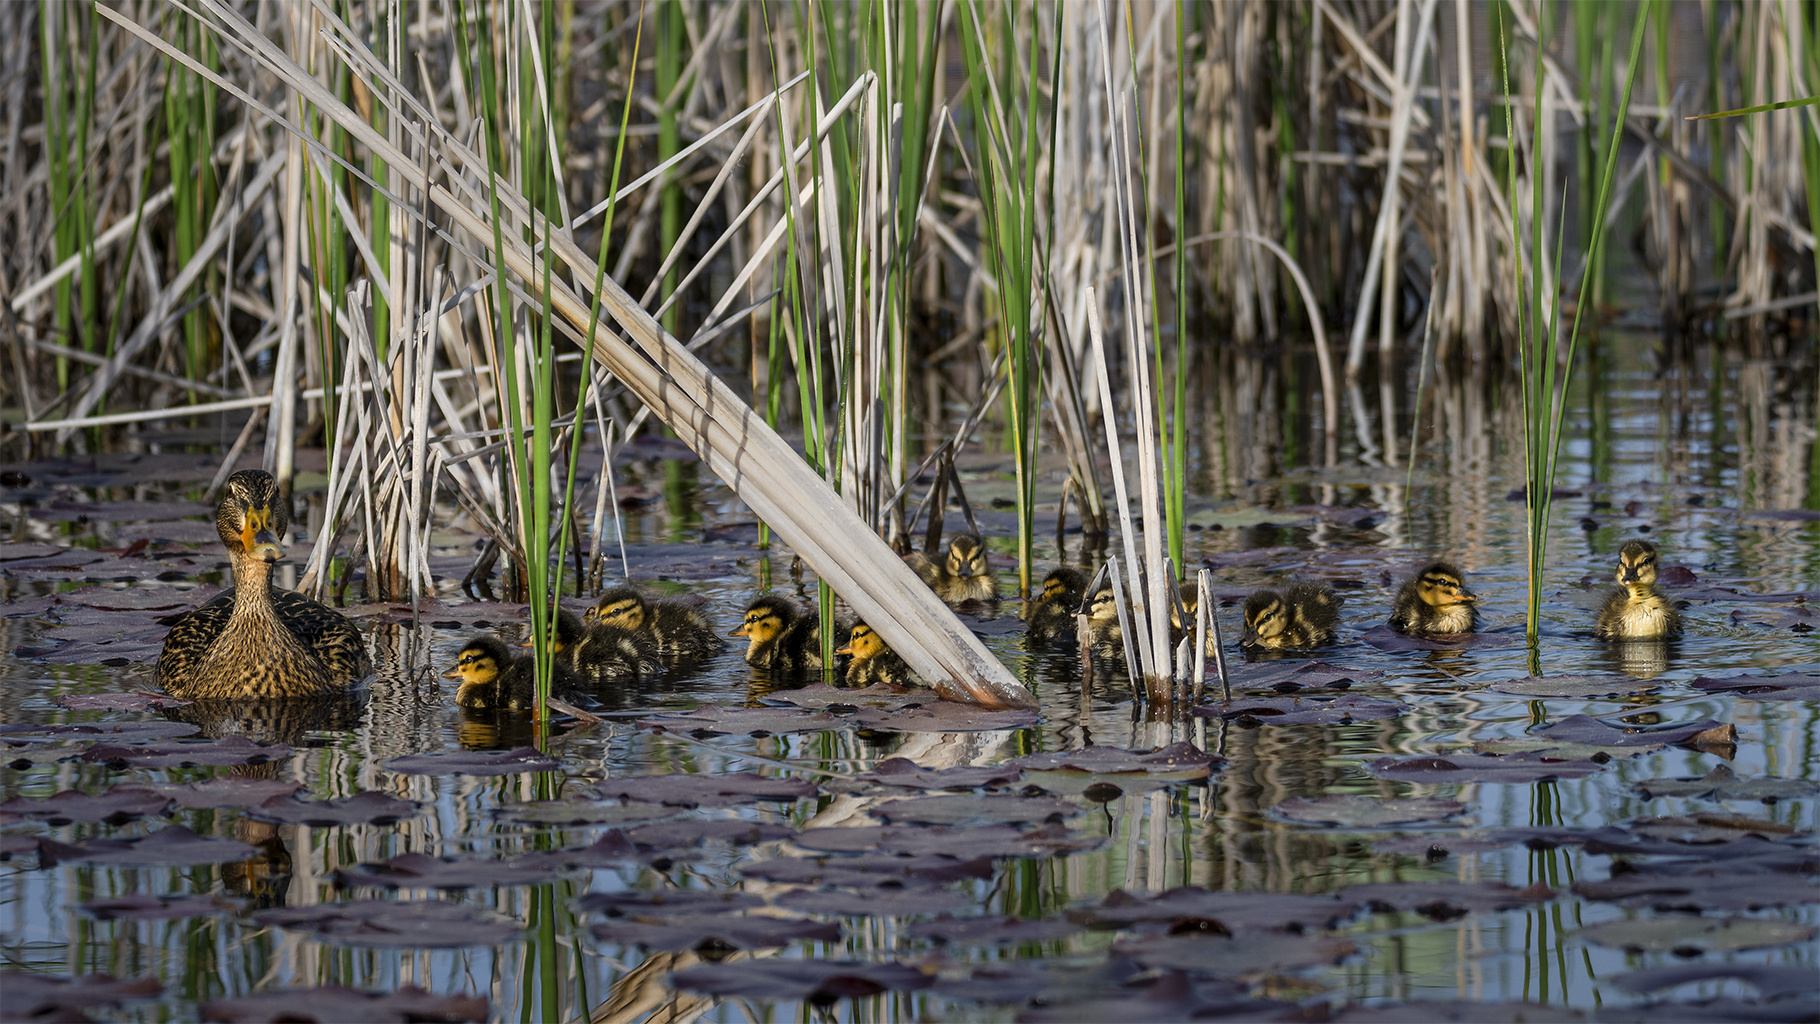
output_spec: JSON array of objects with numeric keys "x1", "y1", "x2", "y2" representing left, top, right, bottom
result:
[
  {"x1": 624, "y1": 819, "x2": 797, "y2": 848},
  {"x1": 1226, "y1": 660, "x2": 1385, "y2": 691},
  {"x1": 2, "y1": 720, "x2": 197, "y2": 741},
  {"x1": 81, "y1": 894, "x2": 243, "y2": 921},
  {"x1": 384, "y1": 746, "x2": 559, "y2": 776},
  {"x1": 871, "y1": 794, "x2": 1081, "y2": 826},
  {"x1": 1195, "y1": 695, "x2": 1407, "y2": 726},
  {"x1": 636, "y1": 705, "x2": 844, "y2": 736},
  {"x1": 1328, "y1": 1000, "x2": 1581, "y2": 1022},
  {"x1": 517, "y1": 832, "x2": 647, "y2": 868},
  {"x1": 1373, "y1": 835, "x2": 1512, "y2": 857},
  {"x1": 1113, "y1": 930, "x2": 1357, "y2": 975},
  {"x1": 849, "y1": 702, "x2": 1039, "y2": 733},
  {"x1": 1486, "y1": 675, "x2": 1661, "y2": 698},
  {"x1": 907, "y1": 914, "x2": 1081, "y2": 944},
  {"x1": 590, "y1": 771, "x2": 819, "y2": 807},
  {"x1": 0, "y1": 972, "x2": 162, "y2": 1021},
  {"x1": 591, "y1": 913, "x2": 840, "y2": 952},
  {"x1": 154, "y1": 777, "x2": 307, "y2": 810},
  {"x1": 197, "y1": 985, "x2": 488, "y2": 1024},
  {"x1": 1015, "y1": 971, "x2": 1293, "y2": 1023},
  {"x1": 856, "y1": 757, "x2": 1023, "y2": 790},
  {"x1": 36, "y1": 825, "x2": 256, "y2": 867},
  {"x1": 773, "y1": 887, "x2": 971, "y2": 916},
  {"x1": 82, "y1": 735, "x2": 291, "y2": 768},
  {"x1": 1580, "y1": 916, "x2": 1815, "y2": 953},
  {"x1": 1573, "y1": 867, "x2": 1820, "y2": 911},
  {"x1": 1342, "y1": 881, "x2": 1555, "y2": 918},
  {"x1": 1274, "y1": 796, "x2": 1466, "y2": 828},
  {"x1": 334, "y1": 852, "x2": 560, "y2": 890},
  {"x1": 57, "y1": 691, "x2": 193, "y2": 711},
  {"x1": 0, "y1": 744, "x2": 91, "y2": 768},
  {"x1": 1609, "y1": 963, "x2": 1819, "y2": 1000},
  {"x1": 1689, "y1": 672, "x2": 1820, "y2": 701},
  {"x1": 255, "y1": 900, "x2": 525, "y2": 948},
  {"x1": 1005, "y1": 742, "x2": 1222, "y2": 779},
  {"x1": 1360, "y1": 624, "x2": 1524, "y2": 652},
  {"x1": 1633, "y1": 764, "x2": 1820, "y2": 802},
  {"x1": 573, "y1": 889, "x2": 763, "y2": 916},
  {"x1": 250, "y1": 790, "x2": 422, "y2": 826},
  {"x1": 1367, "y1": 752, "x2": 1607, "y2": 784},
  {"x1": 739, "y1": 853, "x2": 995, "y2": 886},
  {"x1": 771, "y1": 683, "x2": 922, "y2": 711},
  {"x1": 793, "y1": 822, "x2": 1103, "y2": 859},
  {"x1": 492, "y1": 801, "x2": 678, "y2": 827},
  {"x1": 31, "y1": 499, "x2": 211, "y2": 522},
  {"x1": 1524, "y1": 714, "x2": 1732, "y2": 751},
  {"x1": 0, "y1": 787, "x2": 173, "y2": 824},
  {"x1": 0, "y1": 835, "x2": 39, "y2": 859},
  {"x1": 1067, "y1": 886, "x2": 1360, "y2": 932},
  {"x1": 668, "y1": 960, "x2": 932, "y2": 1002}
]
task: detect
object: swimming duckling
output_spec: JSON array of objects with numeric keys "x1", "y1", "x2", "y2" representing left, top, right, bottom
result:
[
  {"x1": 157, "y1": 470, "x2": 371, "y2": 700},
  {"x1": 729, "y1": 595, "x2": 839, "y2": 674},
  {"x1": 443, "y1": 636, "x2": 579, "y2": 711},
  {"x1": 1595, "y1": 540, "x2": 1683, "y2": 640},
  {"x1": 837, "y1": 623, "x2": 925, "y2": 688},
  {"x1": 590, "y1": 587, "x2": 725, "y2": 664},
  {"x1": 541, "y1": 609, "x2": 661, "y2": 683},
  {"x1": 906, "y1": 532, "x2": 998, "y2": 604},
  {"x1": 1084, "y1": 583, "x2": 1126, "y2": 659},
  {"x1": 1389, "y1": 561, "x2": 1480, "y2": 634},
  {"x1": 1026, "y1": 567, "x2": 1088, "y2": 646},
  {"x1": 1242, "y1": 583, "x2": 1341, "y2": 650}
]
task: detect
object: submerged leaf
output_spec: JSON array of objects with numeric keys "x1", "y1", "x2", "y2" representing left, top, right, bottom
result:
[
  {"x1": 591, "y1": 913, "x2": 840, "y2": 952},
  {"x1": 81, "y1": 894, "x2": 243, "y2": 921},
  {"x1": 1367, "y1": 752, "x2": 1606, "y2": 784},
  {"x1": 333, "y1": 852, "x2": 558, "y2": 890},
  {"x1": 1632, "y1": 764, "x2": 1820, "y2": 802},
  {"x1": 1113, "y1": 930, "x2": 1356, "y2": 975},
  {"x1": 1195, "y1": 695, "x2": 1406, "y2": 726},
  {"x1": 1689, "y1": 672, "x2": 1820, "y2": 701},
  {"x1": 856, "y1": 757, "x2": 1023, "y2": 791},
  {"x1": 82, "y1": 735, "x2": 291, "y2": 768},
  {"x1": 872, "y1": 794, "x2": 1081, "y2": 826},
  {"x1": 1486, "y1": 675, "x2": 1661, "y2": 698},
  {"x1": 198, "y1": 985, "x2": 488, "y2": 1023},
  {"x1": 636, "y1": 705, "x2": 843, "y2": 736},
  {"x1": 36, "y1": 825, "x2": 256, "y2": 867},
  {"x1": 668, "y1": 960, "x2": 933, "y2": 1002},
  {"x1": 590, "y1": 771, "x2": 818, "y2": 807},
  {"x1": 256, "y1": 900, "x2": 524, "y2": 947},
  {"x1": 250, "y1": 790, "x2": 422, "y2": 826},
  {"x1": 384, "y1": 746, "x2": 559, "y2": 775},
  {"x1": 1580, "y1": 916, "x2": 1815, "y2": 953},
  {"x1": 0, "y1": 787, "x2": 173, "y2": 824},
  {"x1": 1274, "y1": 796, "x2": 1466, "y2": 828}
]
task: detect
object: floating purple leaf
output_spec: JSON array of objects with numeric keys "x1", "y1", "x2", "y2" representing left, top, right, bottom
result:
[
  {"x1": 1486, "y1": 675, "x2": 1662, "y2": 698},
  {"x1": 870, "y1": 793, "x2": 1081, "y2": 827},
  {"x1": 1113, "y1": 930, "x2": 1357, "y2": 975},
  {"x1": 591, "y1": 913, "x2": 840, "y2": 952},
  {"x1": 1274, "y1": 796, "x2": 1466, "y2": 828},
  {"x1": 3, "y1": 721, "x2": 197, "y2": 741},
  {"x1": 1581, "y1": 916, "x2": 1815, "y2": 953},
  {"x1": 255, "y1": 900, "x2": 524, "y2": 947},
  {"x1": 1327, "y1": 1000, "x2": 1576, "y2": 1022},
  {"x1": 773, "y1": 887, "x2": 971, "y2": 917},
  {"x1": 1609, "y1": 963, "x2": 1819, "y2": 1001},
  {"x1": 637, "y1": 705, "x2": 844, "y2": 736},
  {"x1": 1015, "y1": 971, "x2": 1293, "y2": 1023},
  {"x1": 0, "y1": 744, "x2": 90, "y2": 768},
  {"x1": 740, "y1": 853, "x2": 995, "y2": 886},
  {"x1": 907, "y1": 914, "x2": 1081, "y2": 944},
  {"x1": 574, "y1": 889, "x2": 763, "y2": 916},
  {"x1": 1633, "y1": 764, "x2": 1820, "y2": 802},
  {"x1": 1689, "y1": 672, "x2": 1820, "y2": 701},
  {"x1": 0, "y1": 972, "x2": 162, "y2": 1021},
  {"x1": 668, "y1": 960, "x2": 932, "y2": 1002},
  {"x1": 590, "y1": 771, "x2": 819, "y2": 808},
  {"x1": 1367, "y1": 752, "x2": 1607, "y2": 784},
  {"x1": 625, "y1": 819, "x2": 797, "y2": 849},
  {"x1": 333, "y1": 852, "x2": 558, "y2": 890},
  {"x1": 492, "y1": 800, "x2": 677, "y2": 827},
  {"x1": 198, "y1": 984, "x2": 489, "y2": 1023},
  {"x1": 36, "y1": 825, "x2": 256, "y2": 867},
  {"x1": 1068, "y1": 886, "x2": 1360, "y2": 932},
  {"x1": 57, "y1": 691, "x2": 193, "y2": 711},
  {"x1": 154, "y1": 777, "x2": 306, "y2": 810},
  {"x1": 250, "y1": 791, "x2": 422, "y2": 826},
  {"x1": 82, "y1": 735, "x2": 291, "y2": 768},
  {"x1": 1343, "y1": 881, "x2": 1555, "y2": 918},
  {"x1": 1226, "y1": 660, "x2": 1385, "y2": 691},
  {"x1": 0, "y1": 787, "x2": 172, "y2": 825},
  {"x1": 517, "y1": 832, "x2": 647, "y2": 870},
  {"x1": 794, "y1": 822, "x2": 1102, "y2": 859},
  {"x1": 384, "y1": 746, "x2": 559, "y2": 776},
  {"x1": 0, "y1": 835, "x2": 38, "y2": 859},
  {"x1": 769, "y1": 683, "x2": 921, "y2": 710},
  {"x1": 81, "y1": 894, "x2": 243, "y2": 921},
  {"x1": 1195, "y1": 695, "x2": 1406, "y2": 726},
  {"x1": 849, "y1": 702, "x2": 1039, "y2": 733},
  {"x1": 1007, "y1": 742, "x2": 1223, "y2": 778},
  {"x1": 857, "y1": 757, "x2": 1023, "y2": 791},
  {"x1": 1373, "y1": 835, "x2": 1512, "y2": 857},
  {"x1": 1527, "y1": 714, "x2": 1732, "y2": 749}
]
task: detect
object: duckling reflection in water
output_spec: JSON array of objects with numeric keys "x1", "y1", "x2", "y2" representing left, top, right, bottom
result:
[
  {"x1": 729, "y1": 595, "x2": 845, "y2": 674},
  {"x1": 543, "y1": 609, "x2": 661, "y2": 683},
  {"x1": 1026, "y1": 567, "x2": 1088, "y2": 646},
  {"x1": 1595, "y1": 540, "x2": 1683, "y2": 640},
  {"x1": 444, "y1": 636, "x2": 580, "y2": 711},
  {"x1": 1242, "y1": 583, "x2": 1341, "y2": 650},
  {"x1": 589, "y1": 587, "x2": 724, "y2": 664},
  {"x1": 838, "y1": 623, "x2": 925, "y2": 688},
  {"x1": 1389, "y1": 561, "x2": 1479, "y2": 634},
  {"x1": 906, "y1": 532, "x2": 998, "y2": 604}
]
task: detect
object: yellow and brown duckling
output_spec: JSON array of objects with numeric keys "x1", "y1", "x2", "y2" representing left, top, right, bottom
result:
[
  {"x1": 156, "y1": 470, "x2": 371, "y2": 700},
  {"x1": 1389, "y1": 561, "x2": 1479, "y2": 635},
  {"x1": 906, "y1": 532, "x2": 998, "y2": 604},
  {"x1": 1083, "y1": 582, "x2": 1127, "y2": 659},
  {"x1": 588, "y1": 587, "x2": 724, "y2": 664},
  {"x1": 541, "y1": 609, "x2": 661, "y2": 683},
  {"x1": 1242, "y1": 583, "x2": 1341, "y2": 650},
  {"x1": 837, "y1": 623, "x2": 925, "y2": 688},
  {"x1": 443, "y1": 635, "x2": 580, "y2": 711},
  {"x1": 729, "y1": 595, "x2": 841, "y2": 674},
  {"x1": 1026, "y1": 567, "x2": 1089, "y2": 646},
  {"x1": 1595, "y1": 540, "x2": 1683, "y2": 640}
]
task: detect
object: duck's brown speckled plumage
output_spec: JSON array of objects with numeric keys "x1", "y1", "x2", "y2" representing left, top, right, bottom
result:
[
  {"x1": 156, "y1": 471, "x2": 370, "y2": 700},
  {"x1": 589, "y1": 587, "x2": 724, "y2": 664},
  {"x1": 1389, "y1": 561, "x2": 1480, "y2": 634},
  {"x1": 1242, "y1": 583, "x2": 1341, "y2": 650},
  {"x1": 1027, "y1": 567, "x2": 1088, "y2": 646},
  {"x1": 838, "y1": 623, "x2": 925, "y2": 687},
  {"x1": 1596, "y1": 540, "x2": 1683, "y2": 640}
]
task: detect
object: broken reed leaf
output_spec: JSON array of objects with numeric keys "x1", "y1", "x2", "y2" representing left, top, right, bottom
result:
[
  {"x1": 197, "y1": 985, "x2": 489, "y2": 1024},
  {"x1": 383, "y1": 746, "x2": 559, "y2": 775},
  {"x1": 1225, "y1": 659, "x2": 1385, "y2": 690},
  {"x1": 624, "y1": 819, "x2": 797, "y2": 848},
  {"x1": 1609, "y1": 963, "x2": 1820, "y2": 1000},
  {"x1": 667, "y1": 960, "x2": 933, "y2": 1002},
  {"x1": 81, "y1": 735, "x2": 291, "y2": 768},
  {"x1": 81, "y1": 894, "x2": 243, "y2": 921},
  {"x1": 1632, "y1": 764, "x2": 1820, "y2": 802},
  {"x1": 1014, "y1": 971, "x2": 1294, "y2": 1023},
  {"x1": 871, "y1": 793, "x2": 1082, "y2": 826},
  {"x1": 769, "y1": 683, "x2": 923, "y2": 711},
  {"x1": 35, "y1": 825, "x2": 257, "y2": 867},
  {"x1": 590, "y1": 771, "x2": 819, "y2": 808},
  {"x1": 856, "y1": 757, "x2": 1023, "y2": 791},
  {"x1": 0, "y1": 720, "x2": 198, "y2": 741},
  {"x1": 636, "y1": 705, "x2": 844, "y2": 736},
  {"x1": 1580, "y1": 916, "x2": 1816, "y2": 953},
  {"x1": 153, "y1": 777, "x2": 306, "y2": 810},
  {"x1": 250, "y1": 790, "x2": 422, "y2": 827},
  {"x1": 1359, "y1": 624, "x2": 1524, "y2": 652},
  {"x1": 492, "y1": 800, "x2": 678, "y2": 827},
  {"x1": 591, "y1": 913, "x2": 841, "y2": 952},
  {"x1": 772, "y1": 887, "x2": 972, "y2": 917},
  {"x1": 573, "y1": 888, "x2": 763, "y2": 916},
  {"x1": 1274, "y1": 796, "x2": 1466, "y2": 828},
  {"x1": 255, "y1": 900, "x2": 525, "y2": 947},
  {"x1": 0, "y1": 787, "x2": 173, "y2": 824},
  {"x1": 57, "y1": 691, "x2": 194, "y2": 711},
  {"x1": 1194, "y1": 695, "x2": 1407, "y2": 726},
  {"x1": 1689, "y1": 671, "x2": 1820, "y2": 701},
  {"x1": 1341, "y1": 881, "x2": 1555, "y2": 918},
  {"x1": 333, "y1": 852, "x2": 559, "y2": 890},
  {"x1": 792, "y1": 822, "x2": 1102, "y2": 859},
  {"x1": 1486, "y1": 674, "x2": 1662, "y2": 698},
  {"x1": 0, "y1": 972, "x2": 162, "y2": 1021},
  {"x1": 1066, "y1": 887, "x2": 1360, "y2": 932},
  {"x1": 1112, "y1": 930, "x2": 1357, "y2": 976},
  {"x1": 1366, "y1": 752, "x2": 1607, "y2": 784},
  {"x1": 849, "y1": 702, "x2": 1040, "y2": 733},
  {"x1": 907, "y1": 914, "x2": 1081, "y2": 944},
  {"x1": 739, "y1": 852, "x2": 996, "y2": 886},
  {"x1": 1005, "y1": 742, "x2": 1223, "y2": 778}
]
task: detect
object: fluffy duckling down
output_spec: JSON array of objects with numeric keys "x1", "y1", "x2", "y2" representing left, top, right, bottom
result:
[
  {"x1": 838, "y1": 623, "x2": 925, "y2": 688},
  {"x1": 1026, "y1": 567, "x2": 1088, "y2": 646},
  {"x1": 1595, "y1": 540, "x2": 1683, "y2": 640},
  {"x1": 729, "y1": 595, "x2": 842, "y2": 674},
  {"x1": 590, "y1": 587, "x2": 724, "y2": 664},
  {"x1": 906, "y1": 532, "x2": 998, "y2": 604},
  {"x1": 1242, "y1": 583, "x2": 1341, "y2": 650},
  {"x1": 543, "y1": 610, "x2": 661, "y2": 683},
  {"x1": 444, "y1": 636, "x2": 579, "y2": 712},
  {"x1": 1389, "y1": 561, "x2": 1479, "y2": 634}
]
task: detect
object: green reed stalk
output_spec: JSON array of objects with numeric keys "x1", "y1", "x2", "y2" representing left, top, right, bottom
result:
[
  {"x1": 161, "y1": 8, "x2": 220, "y2": 399},
  {"x1": 40, "y1": 1, "x2": 72, "y2": 391},
  {"x1": 656, "y1": 0, "x2": 684, "y2": 336},
  {"x1": 1168, "y1": 0, "x2": 1190, "y2": 577}
]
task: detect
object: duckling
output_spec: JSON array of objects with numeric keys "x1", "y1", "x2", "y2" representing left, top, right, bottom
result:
[
  {"x1": 837, "y1": 623, "x2": 925, "y2": 688},
  {"x1": 1084, "y1": 583, "x2": 1126, "y2": 660},
  {"x1": 539, "y1": 610, "x2": 661, "y2": 683},
  {"x1": 1241, "y1": 583, "x2": 1341, "y2": 650},
  {"x1": 157, "y1": 470, "x2": 371, "y2": 700},
  {"x1": 1026, "y1": 567, "x2": 1088, "y2": 646},
  {"x1": 443, "y1": 636, "x2": 580, "y2": 711},
  {"x1": 1595, "y1": 540, "x2": 1683, "y2": 640},
  {"x1": 905, "y1": 532, "x2": 998, "y2": 604},
  {"x1": 1389, "y1": 561, "x2": 1480, "y2": 634},
  {"x1": 589, "y1": 587, "x2": 724, "y2": 664},
  {"x1": 729, "y1": 595, "x2": 839, "y2": 674}
]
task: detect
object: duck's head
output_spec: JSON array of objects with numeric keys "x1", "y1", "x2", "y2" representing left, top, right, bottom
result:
[
  {"x1": 1413, "y1": 562, "x2": 1475, "y2": 608},
  {"x1": 730, "y1": 595, "x2": 795, "y2": 646},
  {"x1": 836, "y1": 622, "x2": 887, "y2": 662},
  {"x1": 1038, "y1": 567, "x2": 1088, "y2": 605},
  {"x1": 217, "y1": 470, "x2": 287, "y2": 565},
  {"x1": 522, "y1": 610, "x2": 586, "y2": 654},
  {"x1": 945, "y1": 533, "x2": 990, "y2": 581},
  {"x1": 1086, "y1": 584, "x2": 1120, "y2": 623},
  {"x1": 593, "y1": 587, "x2": 650, "y2": 631},
  {"x1": 1242, "y1": 589, "x2": 1289, "y2": 644},
  {"x1": 1615, "y1": 540, "x2": 1660, "y2": 587},
  {"x1": 444, "y1": 635, "x2": 512, "y2": 688}
]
